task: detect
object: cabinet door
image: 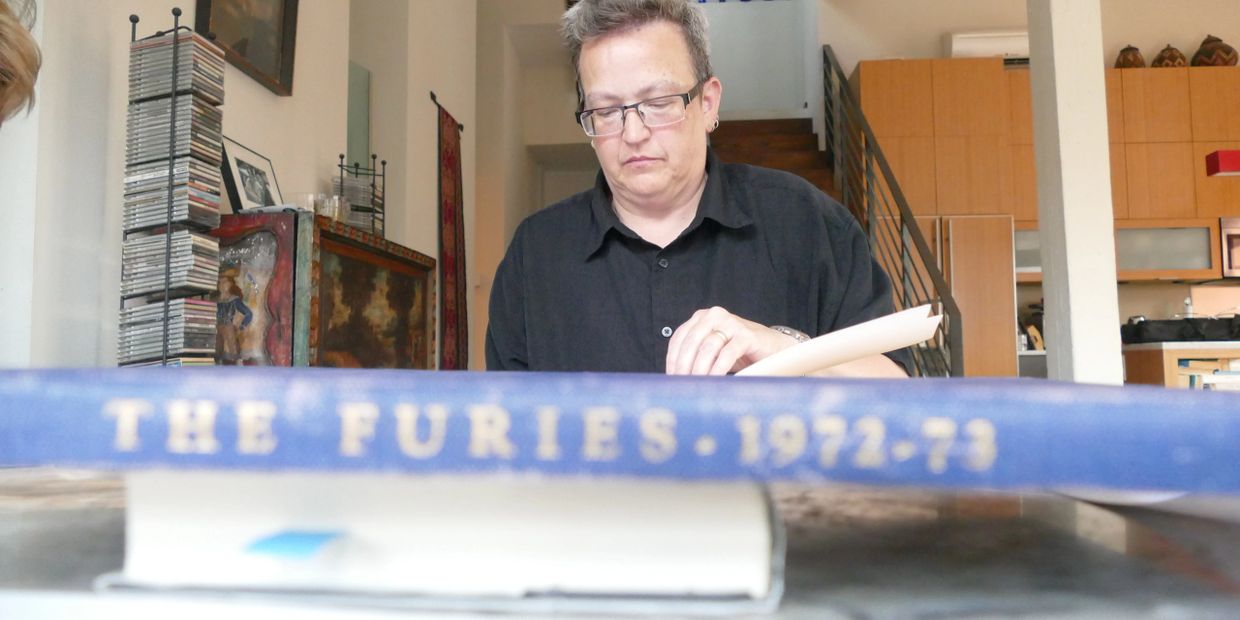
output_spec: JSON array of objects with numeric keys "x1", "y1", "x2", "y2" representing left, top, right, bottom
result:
[
  {"x1": 1189, "y1": 67, "x2": 1240, "y2": 141},
  {"x1": 935, "y1": 134, "x2": 1005, "y2": 215},
  {"x1": 932, "y1": 58, "x2": 1007, "y2": 137},
  {"x1": 1194, "y1": 141, "x2": 1240, "y2": 217},
  {"x1": 1015, "y1": 69, "x2": 1123, "y2": 143},
  {"x1": 1114, "y1": 218, "x2": 1221, "y2": 280},
  {"x1": 1110, "y1": 142, "x2": 1129, "y2": 219},
  {"x1": 1124, "y1": 142, "x2": 1196, "y2": 219},
  {"x1": 1003, "y1": 144, "x2": 1038, "y2": 222},
  {"x1": 1007, "y1": 69, "x2": 1032, "y2": 145},
  {"x1": 873, "y1": 135, "x2": 937, "y2": 216},
  {"x1": 1121, "y1": 68, "x2": 1192, "y2": 143},
  {"x1": 857, "y1": 59, "x2": 934, "y2": 138},
  {"x1": 942, "y1": 215, "x2": 1017, "y2": 377},
  {"x1": 1106, "y1": 69, "x2": 1125, "y2": 143}
]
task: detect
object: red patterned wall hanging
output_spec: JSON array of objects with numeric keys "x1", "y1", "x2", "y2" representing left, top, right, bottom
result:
[{"x1": 436, "y1": 99, "x2": 468, "y2": 369}]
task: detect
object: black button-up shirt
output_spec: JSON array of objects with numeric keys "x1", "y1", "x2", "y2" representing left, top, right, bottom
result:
[{"x1": 486, "y1": 149, "x2": 909, "y2": 373}]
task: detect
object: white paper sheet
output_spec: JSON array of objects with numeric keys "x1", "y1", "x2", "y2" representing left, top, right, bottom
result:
[{"x1": 737, "y1": 305, "x2": 942, "y2": 377}]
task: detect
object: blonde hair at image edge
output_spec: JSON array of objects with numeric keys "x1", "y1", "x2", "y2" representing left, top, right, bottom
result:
[{"x1": 0, "y1": 0, "x2": 41, "y2": 121}]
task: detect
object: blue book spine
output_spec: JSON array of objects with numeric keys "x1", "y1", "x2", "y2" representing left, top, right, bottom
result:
[{"x1": 1, "y1": 368, "x2": 1238, "y2": 493}]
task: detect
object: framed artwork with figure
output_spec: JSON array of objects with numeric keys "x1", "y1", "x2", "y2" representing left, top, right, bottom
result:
[
  {"x1": 212, "y1": 212, "x2": 307, "y2": 366},
  {"x1": 194, "y1": 0, "x2": 299, "y2": 96}
]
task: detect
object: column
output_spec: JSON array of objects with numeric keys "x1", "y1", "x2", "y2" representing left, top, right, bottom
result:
[{"x1": 1026, "y1": 0, "x2": 1123, "y2": 385}]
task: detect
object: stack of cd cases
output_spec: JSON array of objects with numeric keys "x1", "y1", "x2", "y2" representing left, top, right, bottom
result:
[
  {"x1": 119, "y1": 24, "x2": 225, "y2": 367},
  {"x1": 118, "y1": 299, "x2": 219, "y2": 366}
]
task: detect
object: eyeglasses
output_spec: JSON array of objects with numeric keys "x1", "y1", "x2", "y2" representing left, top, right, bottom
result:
[{"x1": 575, "y1": 79, "x2": 706, "y2": 137}]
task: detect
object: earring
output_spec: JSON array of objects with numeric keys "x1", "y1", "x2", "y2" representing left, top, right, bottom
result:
[{"x1": 711, "y1": 118, "x2": 720, "y2": 131}]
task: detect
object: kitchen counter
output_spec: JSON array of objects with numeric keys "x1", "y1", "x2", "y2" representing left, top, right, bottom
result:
[
  {"x1": 1123, "y1": 341, "x2": 1240, "y2": 387},
  {"x1": 1123, "y1": 340, "x2": 1240, "y2": 352}
]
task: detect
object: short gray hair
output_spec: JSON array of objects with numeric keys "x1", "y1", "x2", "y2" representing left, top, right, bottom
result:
[{"x1": 561, "y1": 0, "x2": 713, "y2": 86}]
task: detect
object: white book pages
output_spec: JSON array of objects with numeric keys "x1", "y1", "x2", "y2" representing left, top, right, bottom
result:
[
  {"x1": 737, "y1": 305, "x2": 942, "y2": 377},
  {"x1": 122, "y1": 472, "x2": 776, "y2": 600}
]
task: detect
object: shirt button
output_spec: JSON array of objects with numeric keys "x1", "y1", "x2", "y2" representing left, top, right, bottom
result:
[
  {"x1": 661, "y1": 326, "x2": 673, "y2": 337},
  {"x1": 657, "y1": 258, "x2": 669, "y2": 269}
]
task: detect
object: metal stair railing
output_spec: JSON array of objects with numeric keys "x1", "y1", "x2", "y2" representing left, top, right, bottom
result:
[{"x1": 822, "y1": 45, "x2": 964, "y2": 377}]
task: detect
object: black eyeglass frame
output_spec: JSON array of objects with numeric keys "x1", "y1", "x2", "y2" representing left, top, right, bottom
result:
[{"x1": 573, "y1": 78, "x2": 708, "y2": 136}]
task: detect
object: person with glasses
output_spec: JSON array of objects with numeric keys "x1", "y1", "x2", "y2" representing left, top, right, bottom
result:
[{"x1": 486, "y1": 0, "x2": 908, "y2": 377}]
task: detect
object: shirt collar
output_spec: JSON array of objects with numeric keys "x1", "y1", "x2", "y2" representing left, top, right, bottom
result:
[{"x1": 582, "y1": 147, "x2": 754, "y2": 259}]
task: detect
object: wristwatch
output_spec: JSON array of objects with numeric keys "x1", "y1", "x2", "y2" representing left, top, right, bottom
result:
[{"x1": 770, "y1": 325, "x2": 811, "y2": 344}]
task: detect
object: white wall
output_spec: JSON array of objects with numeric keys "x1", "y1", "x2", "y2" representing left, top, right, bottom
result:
[
  {"x1": 218, "y1": 2, "x2": 349, "y2": 204},
  {"x1": 1097, "y1": 0, "x2": 1240, "y2": 71},
  {"x1": 405, "y1": 0, "x2": 477, "y2": 262},
  {"x1": 350, "y1": 0, "x2": 410, "y2": 250},
  {"x1": 522, "y1": 62, "x2": 585, "y2": 146},
  {"x1": 542, "y1": 168, "x2": 598, "y2": 207},
  {"x1": 821, "y1": 0, "x2": 1240, "y2": 73},
  {"x1": 474, "y1": 0, "x2": 564, "y2": 369},
  {"x1": 701, "y1": 0, "x2": 810, "y2": 120}
]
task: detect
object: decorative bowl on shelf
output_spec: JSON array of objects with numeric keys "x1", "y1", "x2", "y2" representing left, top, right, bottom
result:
[
  {"x1": 1114, "y1": 44, "x2": 1145, "y2": 68},
  {"x1": 1150, "y1": 44, "x2": 1187, "y2": 67},
  {"x1": 1191, "y1": 35, "x2": 1238, "y2": 66}
]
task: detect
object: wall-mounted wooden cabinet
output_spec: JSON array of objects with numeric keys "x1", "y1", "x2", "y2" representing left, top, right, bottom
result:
[
  {"x1": 1012, "y1": 218, "x2": 1221, "y2": 283},
  {"x1": 875, "y1": 136, "x2": 938, "y2": 216},
  {"x1": 1110, "y1": 143, "x2": 1129, "y2": 219},
  {"x1": 1003, "y1": 144, "x2": 1038, "y2": 222},
  {"x1": 1006, "y1": 69, "x2": 1033, "y2": 145},
  {"x1": 935, "y1": 134, "x2": 1004, "y2": 215},
  {"x1": 931, "y1": 58, "x2": 1007, "y2": 137},
  {"x1": 1115, "y1": 218, "x2": 1222, "y2": 281},
  {"x1": 1188, "y1": 67, "x2": 1240, "y2": 141},
  {"x1": 1005, "y1": 68, "x2": 1128, "y2": 142},
  {"x1": 857, "y1": 61, "x2": 1240, "y2": 224},
  {"x1": 1124, "y1": 142, "x2": 1197, "y2": 219},
  {"x1": 856, "y1": 59, "x2": 934, "y2": 138},
  {"x1": 1122, "y1": 67, "x2": 1193, "y2": 143},
  {"x1": 1105, "y1": 69, "x2": 1126, "y2": 143}
]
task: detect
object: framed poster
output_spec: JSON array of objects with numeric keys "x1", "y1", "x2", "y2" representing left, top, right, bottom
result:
[
  {"x1": 194, "y1": 0, "x2": 299, "y2": 96},
  {"x1": 221, "y1": 136, "x2": 283, "y2": 212}
]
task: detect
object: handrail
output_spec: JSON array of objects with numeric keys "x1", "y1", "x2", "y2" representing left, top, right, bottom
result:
[{"x1": 822, "y1": 45, "x2": 965, "y2": 377}]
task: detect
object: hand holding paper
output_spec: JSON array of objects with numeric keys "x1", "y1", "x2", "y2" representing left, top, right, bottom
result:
[{"x1": 737, "y1": 305, "x2": 942, "y2": 377}]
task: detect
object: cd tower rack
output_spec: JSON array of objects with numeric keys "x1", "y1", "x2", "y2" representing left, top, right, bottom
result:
[
  {"x1": 117, "y1": 9, "x2": 225, "y2": 367},
  {"x1": 335, "y1": 153, "x2": 387, "y2": 238}
]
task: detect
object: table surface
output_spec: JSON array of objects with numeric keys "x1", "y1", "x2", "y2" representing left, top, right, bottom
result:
[{"x1": 2, "y1": 468, "x2": 1239, "y2": 619}]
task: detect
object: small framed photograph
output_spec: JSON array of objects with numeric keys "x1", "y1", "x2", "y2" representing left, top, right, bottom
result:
[
  {"x1": 194, "y1": 0, "x2": 299, "y2": 96},
  {"x1": 221, "y1": 136, "x2": 283, "y2": 212}
]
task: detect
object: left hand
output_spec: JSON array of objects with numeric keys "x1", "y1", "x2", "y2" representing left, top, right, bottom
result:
[{"x1": 665, "y1": 307, "x2": 801, "y2": 375}]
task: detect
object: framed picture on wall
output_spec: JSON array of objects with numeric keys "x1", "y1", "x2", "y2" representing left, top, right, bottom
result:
[
  {"x1": 221, "y1": 136, "x2": 283, "y2": 212},
  {"x1": 194, "y1": 0, "x2": 299, "y2": 96}
]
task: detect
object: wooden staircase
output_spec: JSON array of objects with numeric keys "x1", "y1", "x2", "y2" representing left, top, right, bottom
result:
[{"x1": 709, "y1": 118, "x2": 840, "y2": 201}]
